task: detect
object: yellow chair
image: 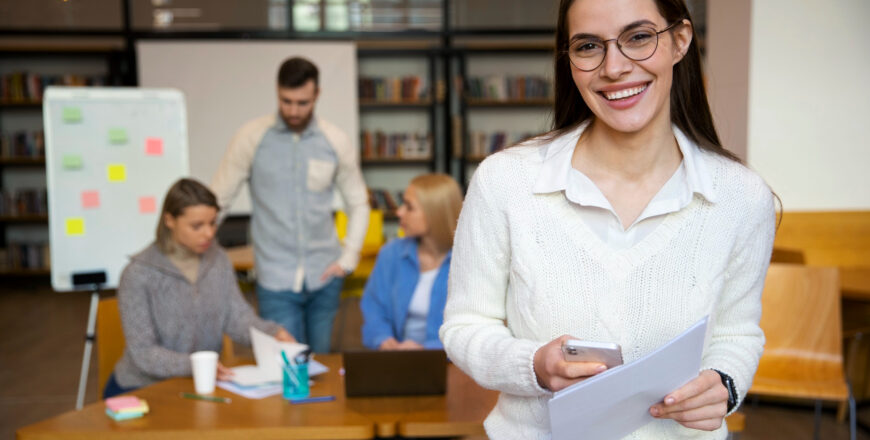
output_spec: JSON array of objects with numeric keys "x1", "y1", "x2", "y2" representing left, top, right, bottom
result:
[
  {"x1": 97, "y1": 297, "x2": 238, "y2": 397},
  {"x1": 335, "y1": 209, "x2": 385, "y2": 259},
  {"x1": 748, "y1": 263, "x2": 856, "y2": 440}
]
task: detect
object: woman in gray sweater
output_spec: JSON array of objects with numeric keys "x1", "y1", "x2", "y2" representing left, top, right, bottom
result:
[{"x1": 105, "y1": 178, "x2": 293, "y2": 398}]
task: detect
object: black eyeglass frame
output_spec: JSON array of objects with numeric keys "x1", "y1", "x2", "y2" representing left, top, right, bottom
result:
[{"x1": 563, "y1": 19, "x2": 686, "y2": 72}]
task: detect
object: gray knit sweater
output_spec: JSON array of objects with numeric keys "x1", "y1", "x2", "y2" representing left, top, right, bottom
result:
[{"x1": 112, "y1": 242, "x2": 281, "y2": 388}]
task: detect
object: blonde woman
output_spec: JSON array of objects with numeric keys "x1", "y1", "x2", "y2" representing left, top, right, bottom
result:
[{"x1": 360, "y1": 174, "x2": 463, "y2": 350}]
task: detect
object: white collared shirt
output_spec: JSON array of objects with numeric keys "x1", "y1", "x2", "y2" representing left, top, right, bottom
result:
[{"x1": 532, "y1": 121, "x2": 717, "y2": 249}]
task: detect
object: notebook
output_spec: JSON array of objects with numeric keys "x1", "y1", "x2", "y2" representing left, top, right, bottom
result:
[{"x1": 343, "y1": 349, "x2": 448, "y2": 397}]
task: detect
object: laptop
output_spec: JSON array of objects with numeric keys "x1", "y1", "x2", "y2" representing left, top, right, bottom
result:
[{"x1": 343, "y1": 349, "x2": 448, "y2": 397}]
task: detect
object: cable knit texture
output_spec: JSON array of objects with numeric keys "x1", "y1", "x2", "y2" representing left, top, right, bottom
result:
[{"x1": 439, "y1": 131, "x2": 775, "y2": 440}]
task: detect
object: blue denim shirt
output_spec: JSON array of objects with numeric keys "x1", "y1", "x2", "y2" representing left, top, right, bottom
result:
[{"x1": 360, "y1": 238, "x2": 451, "y2": 349}]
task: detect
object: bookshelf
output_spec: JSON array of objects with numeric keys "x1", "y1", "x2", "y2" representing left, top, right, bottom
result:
[
  {"x1": 0, "y1": 46, "x2": 125, "y2": 277},
  {"x1": 453, "y1": 45, "x2": 555, "y2": 185},
  {"x1": 357, "y1": 48, "x2": 441, "y2": 226}
]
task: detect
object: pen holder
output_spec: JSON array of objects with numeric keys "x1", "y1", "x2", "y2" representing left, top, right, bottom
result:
[{"x1": 282, "y1": 362, "x2": 309, "y2": 400}]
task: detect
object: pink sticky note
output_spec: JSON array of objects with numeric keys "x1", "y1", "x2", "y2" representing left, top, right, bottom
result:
[
  {"x1": 145, "y1": 137, "x2": 163, "y2": 156},
  {"x1": 139, "y1": 196, "x2": 157, "y2": 214},
  {"x1": 105, "y1": 396, "x2": 141, "y2": 412},
  {"x1": 81, "y1": 190, "x2": 100, "y2": 209}
]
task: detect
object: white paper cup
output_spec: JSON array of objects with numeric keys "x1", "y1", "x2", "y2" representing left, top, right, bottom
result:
[{"x1": 190, "y1": 351, "x2": 219, "y2": 394}]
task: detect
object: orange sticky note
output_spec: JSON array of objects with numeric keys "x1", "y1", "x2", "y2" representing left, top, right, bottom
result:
[
  {"x1": 65, "y1": 218, "x2": 85, "y2": 236},
  {"x1": 107, "y1": 164, "x2": 126, "y2": 182},
  {"x1": 139, "y1": 196, "x2": 156, "y2": 214},
  {"x1": 81, "y1": 190, "x2": 100, "y2": 209},
  {"x1": 145, "y1": 138, "x2": 163, "y2": 156}
]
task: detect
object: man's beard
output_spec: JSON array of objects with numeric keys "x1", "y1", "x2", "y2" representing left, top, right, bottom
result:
[{"x1": 283, "y1": 112, "x2": 312, "y2": 132}]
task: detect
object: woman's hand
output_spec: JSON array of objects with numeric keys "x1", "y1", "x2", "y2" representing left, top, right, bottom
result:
[
  {"x1": 216, "y1": 362, "x2": 234, "y2": 381},
  {"x1": 378, "y1": 337, "x2": 401, "y2": 350},
  {"x1": 649, "y1": 369, "x2": 729, "y2": 431},
  {"x1": 396, "y1": 340, "x2": 423, "y2": 350},
  {"x1": 274, "y1": 327, "x2": 296, "y2": 342},
  {"x1": 533, "y1": 335, "x2": 607, "y2": 391}
]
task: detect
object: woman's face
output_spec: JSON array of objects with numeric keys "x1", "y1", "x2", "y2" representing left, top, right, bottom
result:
[
  {"x1": 397, "y1": 185, "x2": 429, "y2": 239},
  {"x1": 164, "y1": 204, "x2": 218, "y2": 254},
  {"x1": 566, "y1": 0, "x2": 691, "y2": 134}
]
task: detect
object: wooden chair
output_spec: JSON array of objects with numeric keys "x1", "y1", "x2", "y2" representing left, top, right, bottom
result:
[
  {"x1": 97, "y1": 297, "x2": 239, "y2": 397},
  {"x1": 748, "y1": 263, "x2": 856, "y2": 440},
  {"x1": 96, "y1": 297, "x2": 125, "y2": 398}
]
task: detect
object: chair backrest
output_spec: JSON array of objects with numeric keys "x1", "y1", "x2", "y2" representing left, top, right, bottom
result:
[
  {"x1": 754, "y1": 263, "x2": 843, "y2": 385},
  {"x1": 335, "y1": 209, "x2": 384, "y2": 257},
  {"x1": 97, "y1": 297, "x2": 125, "y2": 398}
]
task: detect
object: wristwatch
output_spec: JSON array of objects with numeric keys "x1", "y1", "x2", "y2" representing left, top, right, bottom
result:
[{"x1": 713, "y1": 369, "x2": 737, "y2": 412}]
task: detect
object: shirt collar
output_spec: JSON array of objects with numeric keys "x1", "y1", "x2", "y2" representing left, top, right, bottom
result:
[{"x1": 532, "y1": 122, "x2": 717, "y2": 204}]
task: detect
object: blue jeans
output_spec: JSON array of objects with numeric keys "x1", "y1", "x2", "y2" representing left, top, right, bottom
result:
[{"x1": 256, "y1": 277, "x2": 343, "y2": 353}]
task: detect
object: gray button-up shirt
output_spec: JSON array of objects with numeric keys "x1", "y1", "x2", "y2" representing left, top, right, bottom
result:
[{"x1": 211, "y1": 113, "x2": 370, "y2": 291}]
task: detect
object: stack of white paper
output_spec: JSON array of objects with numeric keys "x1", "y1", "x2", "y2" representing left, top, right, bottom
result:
[
  {"x1": 548, "y1": 316, "x2": 709, "y2": 440},
  {"x1": 217, "y1": 327, "x2": 329, "y2": 399}
]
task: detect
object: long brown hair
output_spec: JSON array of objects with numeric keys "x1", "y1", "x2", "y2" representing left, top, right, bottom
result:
[
  {"x1": 550, "y1": 0, "x2": 741, "y2": 163},
  {"x1": 155, "y1": 178, "x2": 219, "y2": 253}
]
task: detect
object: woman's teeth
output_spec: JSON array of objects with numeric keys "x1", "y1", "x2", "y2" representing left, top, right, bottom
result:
[{"x1": 603, "y1": 84, "x2": 647, "y2": 101}]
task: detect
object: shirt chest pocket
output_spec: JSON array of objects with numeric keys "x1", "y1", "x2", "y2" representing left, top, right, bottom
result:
[{"x1": 306, "y1": 158, "x2": 337, "y2": 192}]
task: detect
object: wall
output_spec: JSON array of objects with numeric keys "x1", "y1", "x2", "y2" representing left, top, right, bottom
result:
[{"x1": 707, "y1": 0, "x2": 870, "y2": 210}]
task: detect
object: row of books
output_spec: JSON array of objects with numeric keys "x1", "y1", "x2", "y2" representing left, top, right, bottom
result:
[
  {"x1": 0, "y1": 188, "x2": 48, "y2": 216},
  {"x1": 0, "y1": 72, "x2": 107, "y2": 102},
  {"x1": 361, "y1": 130, "x2": 432, "y2": 160},
  {"x1": 464, "y1": 75, "x2": 552, "y2": 101},
  {"x1": 368, "y1": 188, "x2": 402, "y2": 215},
  {"x1": 0, "y1": 242, "x2": 51, "y2": 271},
  {"x1": 359, "y1": 75, "x2": 429, "y2": 102},
  {"x1": 1, "y1": 130, "x2": 45, "y2": 158},
  {"x1": 467, "y1": 131, "x2": 536, "y2": 158}
]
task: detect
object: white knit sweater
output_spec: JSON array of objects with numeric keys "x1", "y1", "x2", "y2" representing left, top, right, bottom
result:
[{"x1": 439, "y1": 129, "x2": 776, "y2": 440}]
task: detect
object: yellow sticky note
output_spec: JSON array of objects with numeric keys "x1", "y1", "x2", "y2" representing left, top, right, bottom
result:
[
  {"x1": 66, "y1": 218, "x2": 85, "y2": 236},
  {"x1": 107, "y1": 164, "x2": 127, "y2": 182}
]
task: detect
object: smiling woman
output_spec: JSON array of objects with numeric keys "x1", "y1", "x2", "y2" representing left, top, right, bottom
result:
[{"x1": 439, "y1": 0, "x2": 777, "y2": 439}]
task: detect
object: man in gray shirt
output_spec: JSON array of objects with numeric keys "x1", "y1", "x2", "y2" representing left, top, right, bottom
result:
[{"x1": 211, "y1": 57, "x2": 370, "y2": 353}]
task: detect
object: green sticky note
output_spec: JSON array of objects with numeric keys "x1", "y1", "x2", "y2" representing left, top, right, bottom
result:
[
  {"x1": 62, "y1": 154, "x2": 83, "y2": 170},
  {"x1": 65, "y1": 218, "x2": 85, "y2": 236},
  {"x1": 63, "y1": 107, "x2": 82, "y2": 123},
  {"x1": 107, "y1": 164, "x2": 127, "y2": 182},
  {"x1": 108, "y1": 128, "x2": 128, "y2": 144}
]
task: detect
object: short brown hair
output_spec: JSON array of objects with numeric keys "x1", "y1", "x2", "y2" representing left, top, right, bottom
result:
[
  {"x1": 409, "y1": 174, "x2": 463, "y2": 253},
  {"x1": 277, "y1": 57, "x2": 319, "y2": 89},
  {"x1": 155, "y1": 178, "x2": 219, "y2": 253}
]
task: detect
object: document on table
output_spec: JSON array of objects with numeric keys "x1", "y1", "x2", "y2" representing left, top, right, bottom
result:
[
  {"x1": 548, "y1": 316, "x2": 709, "y2": 440},
  {"x1": 223, "y1": 327, "x2": 329, "y2": 388}
]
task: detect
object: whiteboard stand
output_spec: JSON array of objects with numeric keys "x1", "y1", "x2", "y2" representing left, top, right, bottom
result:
[{"x1": 72, "y1": 271, "x2": 106, "y2": 410}]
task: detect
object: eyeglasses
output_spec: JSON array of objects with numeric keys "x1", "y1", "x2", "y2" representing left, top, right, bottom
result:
[{"x1": 564, "y1": 20, "x2": 684, "y2": 72}]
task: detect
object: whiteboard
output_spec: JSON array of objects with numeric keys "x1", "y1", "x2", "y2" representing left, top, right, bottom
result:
[
  {"x1": 44, "y1": 87, "x2": 189, "y2": 291},
  {"x1": 136, "y1": 41, "x2": 358, "y2": 214}
]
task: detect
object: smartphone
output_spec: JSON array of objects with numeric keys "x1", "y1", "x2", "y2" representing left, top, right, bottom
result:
[{"x1": 561, "y1": 339, "x2": 624, "y2": 368}]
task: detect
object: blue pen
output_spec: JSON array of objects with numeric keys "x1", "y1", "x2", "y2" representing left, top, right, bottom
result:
[{"x1": 289, "y1": 395, "x2": 336, "y2": 405}]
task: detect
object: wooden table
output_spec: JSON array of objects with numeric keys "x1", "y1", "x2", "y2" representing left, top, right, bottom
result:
[
  {"x1": 17, "y1": 354, "x2": 498, "y2": 439},
  {"x1": 226, "y1": 245, "x2": 377, "y2": 281}
]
